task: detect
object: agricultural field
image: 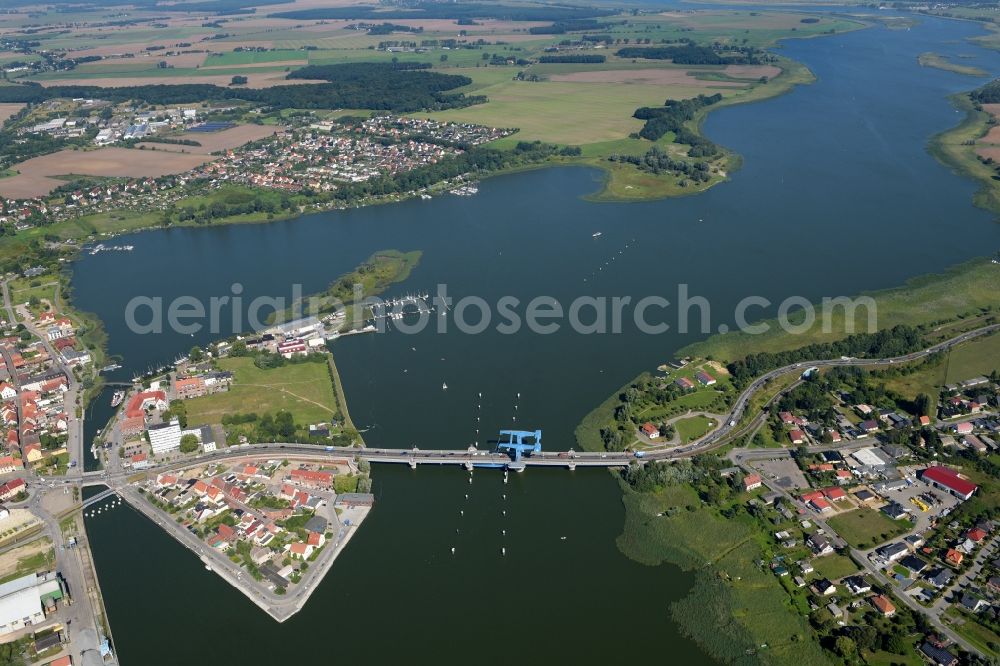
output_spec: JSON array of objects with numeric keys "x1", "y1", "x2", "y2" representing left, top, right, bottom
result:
[
  {"x1": 203, "y1": 49, "x2": 308, "y2": 66},
  {"x1": 426, "y1": 67, "x2": 738, "y2": 145},
  {"x1": 0, "y1": 147, "x2": 214, "y2": 198},
  {"x1": 137, "y1": 124, "x2": 283, "y2": 155},
  {"x1": 182, "y1": 356, "x2": 338, "y2": 427},
  {"x1": 0, "y1": 103, "x2": 24, "y2": 125},
  {"x1": 827, "y1": 508, "x2": 913, "y2": 549}
]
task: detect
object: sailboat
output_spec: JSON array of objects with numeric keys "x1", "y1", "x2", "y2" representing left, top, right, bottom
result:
[{"x1": 442, "y1": 382, "x2": 448, "y2": 391}]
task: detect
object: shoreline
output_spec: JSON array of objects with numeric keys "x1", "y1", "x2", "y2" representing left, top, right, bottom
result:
[{"x1": 928, "y1": 92, "x2": 1000, "y2": 217}]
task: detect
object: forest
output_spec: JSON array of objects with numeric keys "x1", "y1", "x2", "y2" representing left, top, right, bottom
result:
[
  {"x1": 537, "y1": 54, "x2": 606, "y2": 64},
  {"x1": 528, "y1": 19, "x2": 613, "y2": 34},
  {"x1": 971, "y1": 79, "x2": 1000, "y2": 104},
  {"x1": 271, "y1": 2, "x2": 615, "y2": 22},
  {"x1": 632, "y1": 93, "x2": 723, "y2": 156},
  {"x1": 617, "y1": 44, "x2": 763, "y2": 65},
  {"x1": 0, "y1": 64, "x2": 482, "y2": 112}
]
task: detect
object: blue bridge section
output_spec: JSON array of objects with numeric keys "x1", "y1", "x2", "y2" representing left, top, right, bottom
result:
[{"x1": 496, "y1": 430, "x2": 542, "y2": 461}]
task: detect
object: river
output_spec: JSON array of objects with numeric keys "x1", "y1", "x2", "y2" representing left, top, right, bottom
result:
[{"x1": 75, "y1": 12, "x2": 1000, "y2": 665}]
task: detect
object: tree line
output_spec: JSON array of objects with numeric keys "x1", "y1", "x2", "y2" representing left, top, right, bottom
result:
[
  {"x1": 616, "y1": 44, "x2": 765, "y2": 65},
  {"x1": 0, "y1": 63, "x2": 483, "y2": 113},
  {"x1": 271, "y1": 3, "x2": 615, "y2": 22},
  {"x1": 608, "y1": 146, "x2": 713, "y2": 183},
  {"x1": 537, "y1": 54, "x2": 606, "y2": 64},
  {"x1": 632, "y1": 93, "x2": 723, "y2": 157},
  {"x1": 971, "y1": 79, "x2": 1000, "y2": 104},
  {"x1": 528, "y1": 19, "x2": 613, "y2": 35},
  {"x1": 727, "y1": 324, "x2": 925, "y2": 387}
]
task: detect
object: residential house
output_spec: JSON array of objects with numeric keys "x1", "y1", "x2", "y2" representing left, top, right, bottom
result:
[{"x1": 871, "y1": 594, "x2": 896, "y2": 617}]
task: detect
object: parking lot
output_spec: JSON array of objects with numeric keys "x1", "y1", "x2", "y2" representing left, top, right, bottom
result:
[
  {"x1": 870, "y1": 467, "x2": 962, "y2": 534},
  {"x1": 756, "y1": 458, "x2": 809, "y2": 490}
]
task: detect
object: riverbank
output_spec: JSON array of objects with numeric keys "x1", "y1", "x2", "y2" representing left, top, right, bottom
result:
[
  {"x1": 615, "y1": 466, "x2": 834, "y2": 666},
  {"x1": 679, "y1": 257, "x2": 1000, "y2": 363},
  {"x1": 585, "y1": 56, "x2": 818, "y2": 202},
  {"x1": 929, "y1": 91, "x2": 1000, "y2": 216}
]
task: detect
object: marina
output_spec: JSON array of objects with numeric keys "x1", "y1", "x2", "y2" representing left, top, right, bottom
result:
[{"x1": 88, "y1": 244, "x2": 134, "y2": 255}]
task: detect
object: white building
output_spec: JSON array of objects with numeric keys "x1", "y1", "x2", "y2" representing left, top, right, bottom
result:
[
  {"x1": 149, "y1": 420, "x2": 214, "y2": 455},
  {"x1": 148, "y1": 419, "x2": 183, "y2": 454},
  {"x1": 0, "y1": 573, "x2": 62, "y2": 636}
]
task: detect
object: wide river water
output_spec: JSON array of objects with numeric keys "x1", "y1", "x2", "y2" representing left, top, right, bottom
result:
[{"x1": 74, "y1": 12, "x2": 1000, "y2": 665}]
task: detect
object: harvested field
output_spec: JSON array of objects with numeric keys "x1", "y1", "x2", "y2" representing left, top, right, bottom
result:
[
  {"x1": 199, "y1": 59, "x2": 307, "y2": 70},
  {"x1": 0, "y1": 147, "x2": 214, "y2": 199},
  {"x1": 137, "y1": 124, "x2": 283, "y2": 154},
  {"x1": 65, "y1": 43, "x2": 163, "y2": 58},
  {"x1": 724, "y1": 64, "x2": 782, "y2": 79},
  {"x1": 974, "y1": 146, "x2": 1000, "y2": 162},
  {"x1": 387, "y1": 18, "x2": 550, "y2": 32},
  {"x1": 548, "y1": 68, "x2": 745, "y2": 87},
  {"x1": 0, "y1": 103, "x2": 24, "y2": 124},
  {"x1": 978, "y1": 105, "x2": 1000, "y2": 147},
  {"x1": 37, "y1": 71, "x2": 322, "y2": 88},
  {"x1": 984, "y1": 126, "x2": 1000, "y2": 144}
]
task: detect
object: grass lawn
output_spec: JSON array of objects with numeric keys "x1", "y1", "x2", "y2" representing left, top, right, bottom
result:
[
  {"x1": 0, "y1": 538, "x2": 54, "y2": 585},
  {"x1": 204, "y1": 49, "x2": 305, "y2": 66},
  {"x1": 827, "y1": 508, "x2": 912, "y2": 549},
  {"x1": 680, "y1": 258, "x2": 1000, "y2": 363},
  {"x1": 675, "y1": 414, "x2": 716, "y2": 443},
  {"x1": 862, "y1": 649, "x2": 923, "y2": 666},
  {"x1": 809, "y1": 552, "x2": 860, "y2": 581},
  {"x1": 183, "y1": 357, "x2": 338, "y2": 426},
  {"x1": 9, "y1": 279, "x2": 57, "y2": 311},
  {"x1": 947, "y1": 608, "x2": 1000, "y2": 657},
  {"x1": 883, "y1": 332, "x2": 1000, "y2": 400}
]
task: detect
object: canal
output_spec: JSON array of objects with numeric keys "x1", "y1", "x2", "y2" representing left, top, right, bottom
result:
[{"x1": 76, "y1": 13, "x2": 1000, "y2": 665}]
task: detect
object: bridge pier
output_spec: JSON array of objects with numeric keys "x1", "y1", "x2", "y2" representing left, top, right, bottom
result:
[
  {"x1": 464, "y1": 461, "x2": 473, "y2": 471},
  {"x1": 567, "y1": 461, "x2": 576, "y2": 471},
  {"x1": 409, "y1": 459, "x2": 417, "y2": 469}
]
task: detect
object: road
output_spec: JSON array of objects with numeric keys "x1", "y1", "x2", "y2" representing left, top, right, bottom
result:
[
  {"x1": 2, "y1": 278, "x2": 85, "y2": 478},
  {"x1": 25, "y1": 320, "x2": 993, "y2": 493}
]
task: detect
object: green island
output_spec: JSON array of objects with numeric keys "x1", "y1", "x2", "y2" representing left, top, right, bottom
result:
[
  {"x1": 271, "y1": 249, "x2": 422, "y2": 328},
  {"x1": 918, "y1": 52, "x2": 988, "y2": 77}
]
